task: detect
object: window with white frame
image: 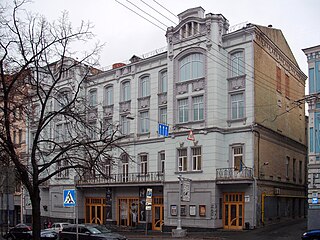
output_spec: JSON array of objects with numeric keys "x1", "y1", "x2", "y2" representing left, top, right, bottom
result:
[
  {"x1": 89, "y1": 123, "x2": 97, "y2": 140},
  {"x1": 57, "y1": 159, "x2": 69, "y2": 178},
  {"x1": 104, "y1": 85, "x2": 113, "y2": 106},
  {"x1": 104, "y1": 157, "x2": 112, "y2": 177},
  {"x1": 192, "y1": 95, "x2": 204, "y2": 121},
  {"x1": 121, "y1": 154, "x2": 129, "y2": 182},
  {"x1": 230, "y1": 51, "x2": 244, "y2": 77},
  {"x1": 55, "y1": 124, "x2": 63, "y2": 142},
  {"x1": 232, "y1": 145, "x2": 243, "y2": 171},
  {"x1": 159, "y1": 107, "x2": 167, "y2": 124},
  {"x1": 140, "y1": 76, "x2": 150, "y2": 97},
  {"x1": 121, "y1": 81, "x2": 131, "y2": 101},
  {"x1": 178, "y1": 148, "x2": 188, "y2": 172},
  {"x1": 120, "y1": 115, "x2": 130, "y2": 135},
  {"x1": 89, "y1": 89, "x2": 97, "y2": 107},
  {"x1": 140, "y1": 154, "x2": 148, "y2": 175},
  {"x1": 103, "y1": 118, "x2": 113, "y2": 136},
  {"x1": 192, "y1": 147, "x2": 202, "y2": 171},
  {"x1": 159, "y1": 151, "x2": 165, "y2": 174},
  {"x1": 178, "y1": 98, "x2": 188, "y2": 123},
  {"x1": 179, "y1": 53, "x2": 204, "y2": 81},
  {"x1": 56, "y1": 90, "x2": 71, "y2": 110},
  {"x1": 159, "y1": 70, "x2": 167, "y2": 93},
  {"x1": 139, "y1": 111, "x2": 149, "y2": 133},
  {"x1": 231, "y1": 93, "x2": 244, "y2": 120}
]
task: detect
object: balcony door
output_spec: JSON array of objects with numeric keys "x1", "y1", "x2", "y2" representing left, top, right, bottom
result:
[
  {"x1": 121, "y1": 154, "x2": 129, "y2": 182},
  {"x1": 223, "y1": 193, "x2": 244, "y2": 230}
]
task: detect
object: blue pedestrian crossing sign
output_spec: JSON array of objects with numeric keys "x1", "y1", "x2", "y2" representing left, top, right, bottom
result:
[
  {"x1": 63, "y1": 189, "x2": 76, "y2": 207},
  {"x1": 158, "y1": 123, "x2": 169, "y2": 137}
]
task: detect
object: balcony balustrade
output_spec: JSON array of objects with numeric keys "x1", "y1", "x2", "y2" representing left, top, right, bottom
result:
[
  {"x1": 77, "y1": 171, "x2": 163, "y2": 186},
  {"x1": 216, "y1": 167, "x2": 253, "y2": 181}
]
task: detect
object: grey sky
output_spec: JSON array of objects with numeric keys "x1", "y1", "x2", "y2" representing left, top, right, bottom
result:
[{"x1": 20, "y1": 0, "x2": 320, "y2": 78}]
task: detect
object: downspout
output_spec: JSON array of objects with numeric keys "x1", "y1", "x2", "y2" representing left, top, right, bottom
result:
[{"x1": 261, "y1": 192, "x2": 266, "y2": 225}]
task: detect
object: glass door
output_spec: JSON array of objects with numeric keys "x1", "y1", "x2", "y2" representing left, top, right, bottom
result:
[{"x1": 223, "y1": 193, "x2": 244, "y2": 230}]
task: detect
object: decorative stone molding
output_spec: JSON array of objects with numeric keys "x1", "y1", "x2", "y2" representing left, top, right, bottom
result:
[
  {"x1": 119, "y1": 100, "x2": 131, "y2": 113},
  {"x1": 138, "y1": 96, "x2": 150, "y2": 109},
  {"x1": 227, "y1": 75, "x2": 245, "y2": 91}
]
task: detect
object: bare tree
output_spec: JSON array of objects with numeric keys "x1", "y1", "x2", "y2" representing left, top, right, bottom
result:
[{"x1": 0, "y1": 1, "x2": 124, "y2": 239}]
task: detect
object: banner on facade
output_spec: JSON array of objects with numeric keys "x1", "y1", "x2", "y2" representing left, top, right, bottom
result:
[{"x1": 181, "y1": 179, "x2": 191, "y2": 202}]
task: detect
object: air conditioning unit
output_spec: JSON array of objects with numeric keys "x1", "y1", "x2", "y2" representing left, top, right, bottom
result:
[{"x1": 274, "y1": 188, "x2": 280, "y2": 195}]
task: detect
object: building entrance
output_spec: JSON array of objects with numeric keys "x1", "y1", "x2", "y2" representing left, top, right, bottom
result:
[
  {"x1": 152, "y1": 197, "x2": 163, "y2": 230},
  {"x1": 85, "y1": 198, "x2": 106, "y2": 224},
  {"x1": 223, "y1": 193, "x2": 244, "y2": 230}
]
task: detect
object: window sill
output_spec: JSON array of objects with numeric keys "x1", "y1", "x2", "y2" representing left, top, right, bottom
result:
[
  {"x1": 174, "y1": 170, "x2": 203, "y2": 174},
  {"x1": 227, "y1": 117, "x2": 247, "y2": 126}
]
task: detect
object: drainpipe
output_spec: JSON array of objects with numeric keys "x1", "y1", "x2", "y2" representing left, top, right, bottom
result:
[{"x1": 261, "y1": 192, "x2": 266, "y2": 226}]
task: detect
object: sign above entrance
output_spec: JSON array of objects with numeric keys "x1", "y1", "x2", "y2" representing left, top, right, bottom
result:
[{"x1": 63, "y1": 189, "x2": 76, "y2": 207}]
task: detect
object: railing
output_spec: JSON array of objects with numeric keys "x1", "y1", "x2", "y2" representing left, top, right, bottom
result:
[
  {"x1": 77, "y1": 171, "x2": 164, "y2": 185},
  {"x1": 216, "y1": 167, "x2": 253, "y2": 180}
]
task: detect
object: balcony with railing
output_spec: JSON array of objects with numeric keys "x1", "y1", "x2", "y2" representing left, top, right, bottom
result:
[
  {"x1": 77, "y1": 171, "x2": 164, "y2": 187},
  {"x1": 216, "y1": 167, "x2": 254, "y2": 184}
]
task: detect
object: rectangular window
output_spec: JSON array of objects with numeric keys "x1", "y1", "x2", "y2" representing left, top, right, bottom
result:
[
  {"x1": 299, "y1": 160, "x2": 302, "y2": 181},
  {"x1": 293, "y1": 158, "x2": 296, "y2": 181},
  {"x1": 193, "y1": 96, "x2": 204, "y2": 121},
  {"x1": 285, "y1": 74, "x2": 290, "y2": 98},
  {"x1": 120, "y1": 115, "x2": 130, "y2": 135},
  {"x1": 104, "y1": 86, "x2": 113, "y2": 106},
  {"x1": 178, "y1": 98, "x2": 188, "y2": 123},
  {"x1": 89, "y1": 123, "x2": 97, "y2": 140},
  {"x1": 231, "y1": 93, "x2": 244, "y2": 119},
  {"x1": 104, "y1": 158, "x2": 111, "y2": 177},
  {"x1": 19, "y1": 129, "x2": 22, "y2": 144},
  {"x1": 140, "y1": 154, "x2": 148, "y2": 175},
  {"x1": 286, "y1": 156, "x2": 290, "y2": 178},
  {"x1": 310, "y1": 127, "x2": 314, "y2": 152},
  {"x1": 233, "y1": 146, "x2": 243, "y2": 171},
  {"x1": 178, "y1": 148, "x2": 188, "y2": 172},
  {"x1": 192, "y1": 147, "x2": 202, "y2": 171},
  {"x1": 276, "y1": 66, "x2": 281, "y2": 92},
  {"x1": 159, "y1": 107, "x2": 167, "y2": 124},
  {"x1": 159, "y1": 151, "x2": 165, "y2": 174},
  {"x1": 56, "y1": 124, "x2": 63, "y2": 142},
  {"x1": 309, "y1": 68, "x2": 315, "y2": 94},
  {"x1": 13, "y1": 130, "x2": 17, "y2": 144},
  {"x1": 104, "y1": 118, "x2": 113, "y2": 136},
  {"x1": 139, "y1": 111, "x2": 149, "y2": 133},
  {"x1": 57, "y1": 160, "x2": 69, "y2": 178}
]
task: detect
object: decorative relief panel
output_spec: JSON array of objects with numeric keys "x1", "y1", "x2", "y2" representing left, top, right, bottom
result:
[
  {"x1": 138, "y1": 96, "x2": 150, "y2": 109},
  {"x1": 88, "y1": 108, "x2": 98, "y2": 122},
  {"x1": 119, "y1": 101, "x2": 131, "y2": 113},
  {"x1": 103, "y1": 105, "x2": 114, "y2": 118},
  {"x1": 158, "y1": 93, "x2": 167, "y2": 105},
  {"x1": 192, "y1": 79, "x2": 205, "y2": 91},
  {"x1": 176, "y1": 82, "x2": 188, "y2": 94},
  {"x1": 228, "y1": 76, "x2": 245, "y2": 91}
]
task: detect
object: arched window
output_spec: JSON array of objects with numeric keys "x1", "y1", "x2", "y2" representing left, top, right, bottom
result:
[
  {"x1": 121, "y1": 81, "x2": 131, "y2": 101},
  {"x1": 159, "y1": 70, "x2": 167, "y2": 93},
  {"x1": 104, "y1": 85, "x2": 113, "y2": 106},
  {"x1": 88, "y1": 89, "x2": 97, "y2": 107},
  {"x1": 230, "y1": 51, "x2": 244, "y2": 77},
  {"x1": 179, "y1": 53, "x2": 204, "y2": 81},
  {"x1": 140, "y1": 76, "x2": 150, "y2": 97}
]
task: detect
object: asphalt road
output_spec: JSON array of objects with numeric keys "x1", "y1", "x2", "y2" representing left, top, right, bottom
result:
[{"x1": 123, "y1": 218, "x2": 308, "y2": 240}]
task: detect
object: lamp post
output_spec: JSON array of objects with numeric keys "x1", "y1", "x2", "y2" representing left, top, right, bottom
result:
[{"x1": 172, "y1": 173, "x2": 186, "y2": 238}]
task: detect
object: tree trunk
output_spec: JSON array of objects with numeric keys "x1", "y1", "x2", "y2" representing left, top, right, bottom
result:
[{"x1": 30, "y1": 186, "x2": 41, "y2": 240}]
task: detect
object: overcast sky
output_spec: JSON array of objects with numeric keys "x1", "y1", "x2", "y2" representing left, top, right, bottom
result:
[{"x1": 18, "y1": 0, "x2": 320, "y2": 76}]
